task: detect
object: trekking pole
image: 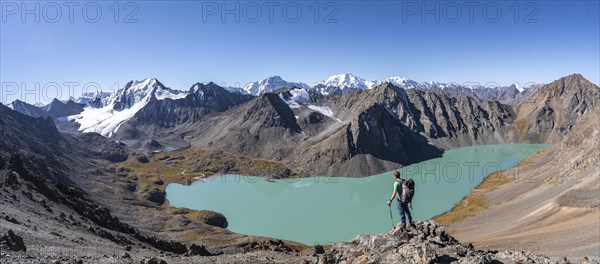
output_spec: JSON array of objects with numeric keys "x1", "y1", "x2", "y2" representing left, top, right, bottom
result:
[{"x1": 388, "y1": 205, "x2": 394, "y2": 228}]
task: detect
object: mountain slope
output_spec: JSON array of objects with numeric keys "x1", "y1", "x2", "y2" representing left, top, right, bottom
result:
[
  {"x1": 1, "y1": 103, "x2": 308, "y2": 262},
  {"x1": 334, "y1": 83, "x2": 515, "y2": 149},
  {"x1": 435, "y1": 107, "x2": 600, "y2": 258},
  {"x1": 515, "y1": 73, "x2": 600, "y2": 143}
]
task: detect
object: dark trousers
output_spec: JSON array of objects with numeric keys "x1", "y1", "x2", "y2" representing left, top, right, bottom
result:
[{"x1": 396, "y1": 199, "x2": 412, "y2": 224}]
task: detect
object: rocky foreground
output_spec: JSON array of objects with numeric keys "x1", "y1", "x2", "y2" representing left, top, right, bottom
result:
[
  {"x1": 317, "y1": 220, "x2": 597, "y2": 264},
  {"x1": 3, "y1": 220, "x2": 597, "y2": 264}
]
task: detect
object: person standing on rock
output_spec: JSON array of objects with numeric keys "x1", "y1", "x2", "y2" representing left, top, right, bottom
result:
[{"x1": 386, "y1": 170, "x2": 414, "y2": 228}]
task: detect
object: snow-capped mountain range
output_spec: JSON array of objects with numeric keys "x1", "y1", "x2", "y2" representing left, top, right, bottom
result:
[{"x1": 7, "y1": 74, "x2": 540, "y2": 139}]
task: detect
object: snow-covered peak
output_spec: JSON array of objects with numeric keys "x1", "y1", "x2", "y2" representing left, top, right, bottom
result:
[
  {"x1": 108, "y1": 78, "x2": 159, "y2": 109},
  {"x1": 511, "y1": 82, "x2": 525, "y2": 92},
  {"x1": 244, "y1": 76, "x2": 309, "y2": 95},
  {"x1": 383, "y1": 76, "x2": 420, "y2": 89},
  {"x1": 108, "y1": 77, "x2": 187, "y2": 110},
  {"x1": 316, "y1": 73, "x2": 375, "y2": 90},
  {"x1": 69, "y1": 78, "x2": 188, "y2": 137}
]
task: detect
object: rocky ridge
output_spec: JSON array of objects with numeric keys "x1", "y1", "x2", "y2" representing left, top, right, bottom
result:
[{"x1": 318, "y1": 221, "x2": 571, "y2": 264}]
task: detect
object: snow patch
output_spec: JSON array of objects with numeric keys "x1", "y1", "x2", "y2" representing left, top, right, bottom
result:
[
  {"x1": 381, "y1": 127, "x2": 389, "y2": 147},
  {"x1": 279, "y1": 88, "x2": 310, "y2": 108},
  {"x1": 513, "y1": 82, "x2": 524, "y2": 92},
  {"x1": 307, "y1": 105, "x2": 341, "y2": 122},
  {"x1": 289, "y1": 88, "x2": 310, "y2": 104},
  {"x1": 155, "y1": 89, "x2": 187, "y2": 100}
]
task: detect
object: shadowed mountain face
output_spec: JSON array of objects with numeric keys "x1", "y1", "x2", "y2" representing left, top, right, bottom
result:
[
  {"x1": 0, "y1": 103, "x2": 127, "y2": 182},
  {"x1": 0, "y1": 104, "x2": 63, "y2": 162},
  {"x1": 10, "y1": 100, "x2": 49, "y2": 118},
  {"x1": 42, "y1": 99, "x2": 85, "y2": 118},
  {"x1": 333, "y1": 84, "x2": 515, "y2": 149}
]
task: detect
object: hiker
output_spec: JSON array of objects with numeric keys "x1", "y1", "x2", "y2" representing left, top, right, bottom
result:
[{"x1": 386, "y1": 170, "x2": 414, "y2": 228}]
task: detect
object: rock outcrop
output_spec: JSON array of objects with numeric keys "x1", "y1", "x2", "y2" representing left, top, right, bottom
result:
[{"x1": 320, "y1": 221, "x2": 554, "y2": 264}]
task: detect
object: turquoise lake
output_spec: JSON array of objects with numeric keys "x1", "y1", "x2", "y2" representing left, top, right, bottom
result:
[{"x1": 166, "y1": 144, "x2": 549, "y2": 245}]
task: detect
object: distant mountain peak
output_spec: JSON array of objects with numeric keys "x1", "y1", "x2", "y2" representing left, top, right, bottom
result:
[
  {"x1": 317, "y1": 73, "x2": 372, "y2": 89},
  {"x1": 243, "y1": 75, "x2": 309, "y2": 96},
  {"x1": 510, "y1": 82, "x2": 524, "y2": 92},
  {"x1": 383, "y1": 76, "x2": 420, "y2": 89},
  {"x1": 560, "y1": 73, "x2": 594, "y2": 86}
]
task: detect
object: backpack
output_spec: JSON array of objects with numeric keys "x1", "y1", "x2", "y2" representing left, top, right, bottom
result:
[{"x1": 401, "y1": 178, "x2": 415, "y2": 203}]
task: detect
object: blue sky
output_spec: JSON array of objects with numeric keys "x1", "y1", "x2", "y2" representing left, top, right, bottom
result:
[{"x1": 1, "y1": 1, "x2": 599, "y2": 104}]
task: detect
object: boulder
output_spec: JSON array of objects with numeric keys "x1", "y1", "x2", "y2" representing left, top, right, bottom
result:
[
  {"x1": 145, "y1": 257, "x2": 167, "y2": 264},
  {"x1": 5, "y1": 171, "x2": 19, "y2": 187},
  {"x1": 136, "y1": 154, "x2": 150, "y2": 163},
  {"x1": 152, "y1": 178, "x2": 164, "y2": 186},
  {"x1": 0, "y1": 230, "x2": 26, "y2": 252},
  {"x1": 314, "y1": 245, "x2": 325, "y2": 254},
  {"x1": 142, "y1": 140, "x2": 162, "y2": 151},
  {"x1": 144, "y1": 189, "x2": 166, "y2": 205},
  {"x1": 189, "y1": 244, "x2": 213, "y2": 256},
  {"x1": 199, "y1": 211, "x2": 228, "y2": 228}
]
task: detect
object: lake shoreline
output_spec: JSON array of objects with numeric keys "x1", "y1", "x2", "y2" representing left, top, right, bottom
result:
[{"x1": 166, "y1": 144, "x2": 550, "y2": 245}]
